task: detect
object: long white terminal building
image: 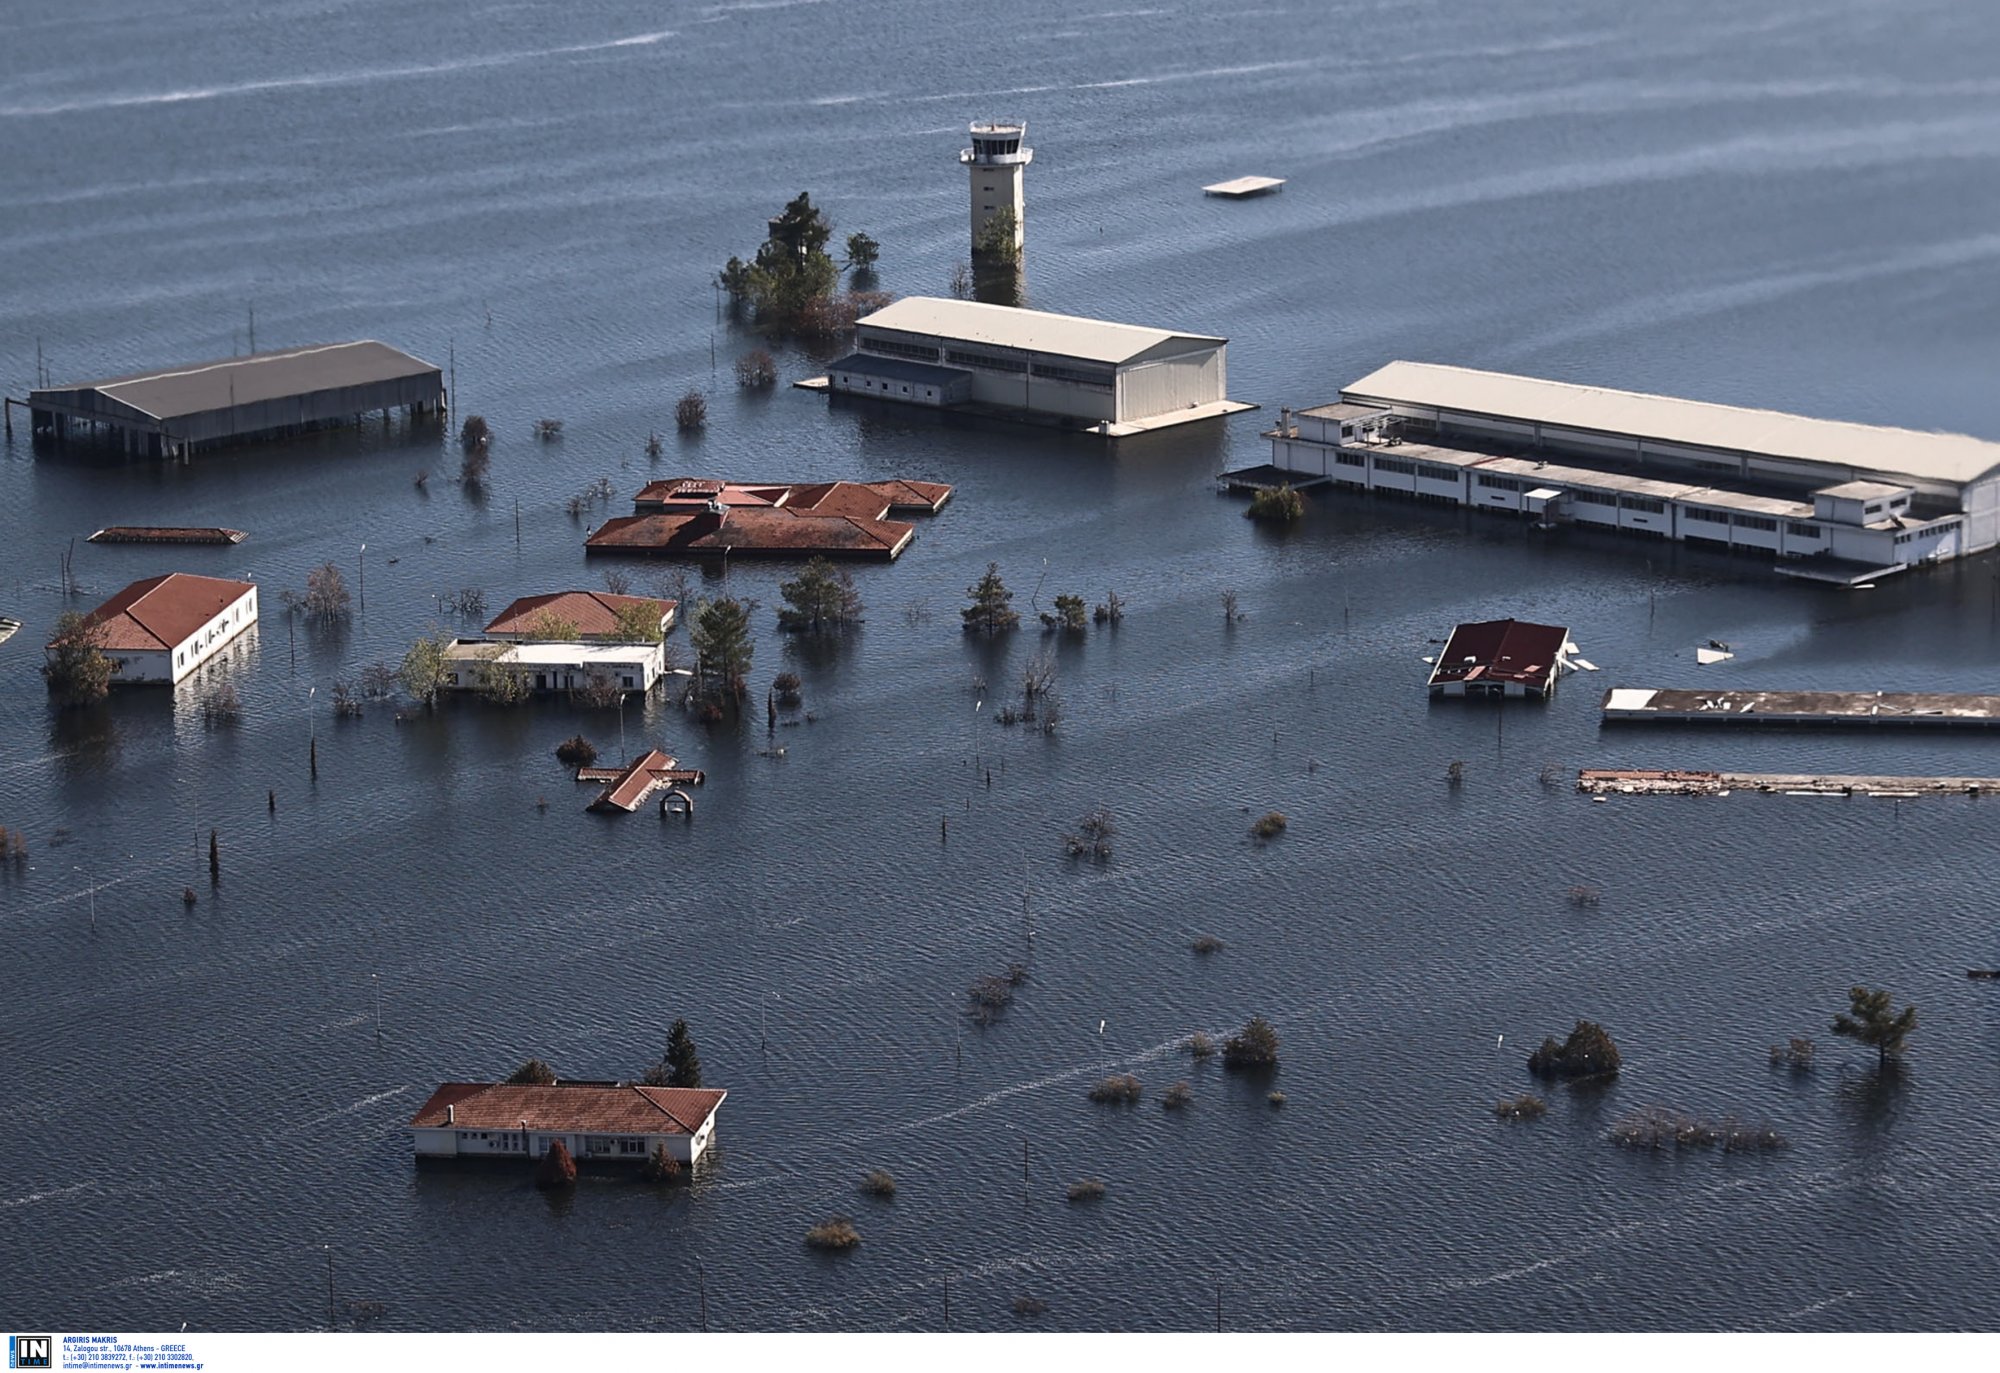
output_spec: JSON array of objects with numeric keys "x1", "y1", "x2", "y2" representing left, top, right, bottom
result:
[{"x1": 1266, "y1": 361, "x2": 2000, "y2": 583}]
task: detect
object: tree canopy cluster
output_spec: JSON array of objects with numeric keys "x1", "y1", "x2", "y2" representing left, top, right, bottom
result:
[{"x1": 718, "y1": 193, "x2": 888, "y2": 336}]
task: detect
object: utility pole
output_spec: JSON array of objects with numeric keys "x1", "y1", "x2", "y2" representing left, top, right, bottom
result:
[
  {"x1": 247, "y1": 303, "x2": 256, "y2": 354},
  {"x1": 358, "y1": 544, "x2": 366, "y2": 612},
  {"x1": 325, "y1": 1246, "x2": 336, "y2": 1331},
  {"x1": 696, "y1": 1259, "x2": 708, "y2": 1331},
  {"x1": 372, "y1": 973, "x2": 381, "y2": 1044}
]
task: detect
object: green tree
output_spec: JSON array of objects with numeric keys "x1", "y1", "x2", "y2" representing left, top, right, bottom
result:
[
  {"x1": 643, "y1": 1019, "x2": 703, "y2": 1088},
  {"x1": 1222, "y1": 1015, "x2": 1280, "y2": 1070},
  {"x1": 506, "y1": 1058, "x2": 557, "y2": 1085},
  {"x1": 777, "y1": 556, "x2": 863, "y2": 633},
  {"x1": 475, "y1": 655, "x2": 526, "y2": 704},
  {"x1": 609, "y1": 600, "x2": 666, "y2": 643},
  {"x1": 1526, "y1": 1020, "x2": 1622, "y2": 1080},
  {"x1": 42, "y1": 611, "x2": 113, "y2": 707},
  {"x1": 719, "y1": 192, "x2": 868, "y2": 333},
  {"x1": 399, "y1": 629, "x2": 454, "y2": 709},
  {"x1": 690, "y1": 597, "x2": 754, "y2": 702},
  {"x1": 523, "y1": 609, "x2": 581, "y2": 641},
  {"x1": 844, "y1": 231, "x2": 880, "y2": 274},
  {"x1": 717, "y1": 256, "x2": 753, "y2": 304},
  {"x1": 961, "y1": 562, "x2": 1019, "y2": 635},
  {"x1": 1831, "y1": 986, "x2": 1917, "y2": 1064},
  {"x1": 974, "y1": 207, "x2": 1021, "y2": 263},
  {"x1": 1047, "y1": 594, "x2": 1087, "y2": 632}
]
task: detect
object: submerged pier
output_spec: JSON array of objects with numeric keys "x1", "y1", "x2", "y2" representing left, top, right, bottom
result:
[
  {"x1": 1602, "y1": 687, "x2": 2000, "y2": 728},
  {"x1": 1580, "y1": 768, "x2": 2000, "y2": 797}
]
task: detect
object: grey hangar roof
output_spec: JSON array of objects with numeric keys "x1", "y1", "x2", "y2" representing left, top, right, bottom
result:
[
  {"x1": 33, "y1": 340, "x2": 440, "y2": 422},
  {"x1": 857, "y1": 297, "x2": 1225, "y2": 368},
  {"x1": 1341, "y1": 361, "x2": 2000, "y2": 489}
]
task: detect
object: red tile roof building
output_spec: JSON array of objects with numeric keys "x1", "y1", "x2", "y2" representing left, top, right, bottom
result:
[
  {"x1": 52, "y1": 572, "x2": 259, "y2": 686},
  {"x1": 1426, "y1": 618, "x2": 1571, "y2": 698},
  {"x1": 483, "y1": 591, "x2": 677, "y2": 640},
  {"x1": 410, "y1": 1081, "x2": 728, "y2": 1166},
  {"x1": 587, "y1": 476, "x2": 952, "y2": 561}
]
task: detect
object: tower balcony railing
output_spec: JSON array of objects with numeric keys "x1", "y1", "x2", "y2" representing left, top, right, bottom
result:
[{"x1": 960, "y1": 147, "x2": 1034, "y2": 166}]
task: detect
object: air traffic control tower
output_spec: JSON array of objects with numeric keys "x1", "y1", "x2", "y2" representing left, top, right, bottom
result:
[{"x1": 960, "y1": 121, "x2": 1032, "y2": 257}]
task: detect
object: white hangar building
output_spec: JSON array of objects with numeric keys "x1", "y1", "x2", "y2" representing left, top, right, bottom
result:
[
  {"x1": 1266, "y1": 361, "x2": 2000, "y2": 584},
  {"x1": 827, "y1": 297, "x2": 1254, "y2": 437}
]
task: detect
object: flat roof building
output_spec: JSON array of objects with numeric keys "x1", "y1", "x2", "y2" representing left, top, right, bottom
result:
[
  {"x1": 1268, "y1": 361, "x2": 2000, "y2": 583},
  {"x1": 53, "y1": 573, "x2": 258, "y2": 686},
  {"x1": 827, "y1": 297, "x2": 1254, "y2": 436},
  {"x1": 15, "y1": 340, "x2": 443, "y2": 460}
]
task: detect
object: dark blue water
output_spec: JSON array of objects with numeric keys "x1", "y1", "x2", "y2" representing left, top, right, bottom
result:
[{"x1": 5, "y1": 0, "x2": 2000, "y2": 1332}]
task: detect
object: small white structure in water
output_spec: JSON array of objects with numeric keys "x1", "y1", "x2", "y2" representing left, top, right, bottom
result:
[{"x1": 961, "y1": 120, "x2": 1032, "y2": 255}]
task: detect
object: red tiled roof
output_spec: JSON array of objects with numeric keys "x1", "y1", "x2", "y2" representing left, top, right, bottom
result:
[
  {"x1": 1429, "y1": 618, "x2": 1569, "y2": 689},
  {"x1": 593, "y1": 748, "x2": 675, "y2": 812},
  {"x1": 409, "y1": 1082, "x2": 727, "y2": 1135},
  {"x1": 484, "y1": 591, "x2": 675, "y2": 639},
  {"x1": 587, "y1": 507, "x2": 915, "y2": 559},
  {"x1": 56, "y1": 572, "x2": 256, "y2": 652}
]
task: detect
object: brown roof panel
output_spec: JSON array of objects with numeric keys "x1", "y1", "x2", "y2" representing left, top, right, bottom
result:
[
  {"x1": 409, "y1": 1082, "x2": 726, "y2": 1135},
  {"x1": 57, "y1": 573, "x2": 256, "y2": 652},
  {"x1": 1429, "y1": 618, "x2": 1569, "y2": 689},
  {"x1": 484, "y1": 591, "x2": 676, "y2": 639}
]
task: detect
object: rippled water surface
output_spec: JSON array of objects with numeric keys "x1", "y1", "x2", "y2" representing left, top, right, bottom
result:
[{"x1": 4, "y1": 0, "x2": 2000, "y2": 1333}]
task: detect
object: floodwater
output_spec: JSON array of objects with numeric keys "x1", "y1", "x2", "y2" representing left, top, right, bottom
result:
[{"x1": 4, "y1": 0, "x2": 2000, "y2": 1333}]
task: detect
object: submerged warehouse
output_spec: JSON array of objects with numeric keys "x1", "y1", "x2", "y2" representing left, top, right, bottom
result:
[
  {"x1": 9, "y1": 340, "x2": 443, "y2": 459},
  {"x1": 825, "y1": 296, "x2": 1253, "y2": 436},
  {"x1": 1264, "y1": 361, "x2": 2000, "y2": 584}
]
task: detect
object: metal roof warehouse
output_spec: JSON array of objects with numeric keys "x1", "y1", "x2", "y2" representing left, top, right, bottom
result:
[
  {"x1": 828, "y1": 296, "x2": 1255, "y2": 436},
  {"x1": 13, "y1": 340, "x2": 444, "y2": 459}
]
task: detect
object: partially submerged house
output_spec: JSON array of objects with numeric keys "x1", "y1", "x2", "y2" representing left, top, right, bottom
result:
[
  {"x1": 52, "y1": 572, "x2": 258, "y2": 685},
  {"x1": 585, "y1": 476, "x2": 952, "y2": 561},
  {"x1": 1427, "y1": 619, "x2": 1571, "y2": 699},
  {"x1": 441, "y1": 590, "x2": 678, "y2": 696},
  {"x1": 409, "y1": 1080, "x2": 727, "y2": 1167}
]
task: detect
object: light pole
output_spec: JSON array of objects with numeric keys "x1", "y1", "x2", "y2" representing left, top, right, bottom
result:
[
  {"x1": 618, "y1": 693, "x2": 627, "y2": 758},
  {"x1": 324, "y1": 1245, "x2": 335, "y2": 1331},
  {"x1": 358, "y1": 544, "x2": 366, "y2": 612},
  {"x1": 72, "y1": 865, "x2": 94, "y2": 933},
  {"x1": 371, "y1": 973, "x2": 381, "y2": 1044},
  {"x1": 761, "y1": 991, "x2": 780, "y2": 1053}
]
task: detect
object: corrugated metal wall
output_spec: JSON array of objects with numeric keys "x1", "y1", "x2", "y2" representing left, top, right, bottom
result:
[{"x1": 1116, "y1": 349, "x2": 1223, "y2": 422}]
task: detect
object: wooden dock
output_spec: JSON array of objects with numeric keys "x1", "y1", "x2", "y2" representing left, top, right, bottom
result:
[
  {"x1": 1602, "y1": 687, "x2": 2000, "y2": 728},
  {"x1": 1580, "y1": 768, "x2": 2000, "y2": 797},
  {"x1": 89, "y1": 526, "x2": 246, "y2": 545}
]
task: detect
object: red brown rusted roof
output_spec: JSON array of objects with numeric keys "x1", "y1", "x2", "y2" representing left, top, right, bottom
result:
[
  {"x1": 1429, "y1": 618, "x2": 1569, "y2": 690},
  {"x1": 484, "y1": 591, "x2": 676, "y2": 639},
  {"x1": 57, "y1": 572, "x2": 256, "y2": 652},
  {"x1": 587, "y1": 507, "x2": 915, "y2": 559},
  {"x1": 409, "y1": 1082, "x2": 727, "y2": 1135},
  {"x1": 590, "y1": 748, "x2": 678, "y2": 812}
]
